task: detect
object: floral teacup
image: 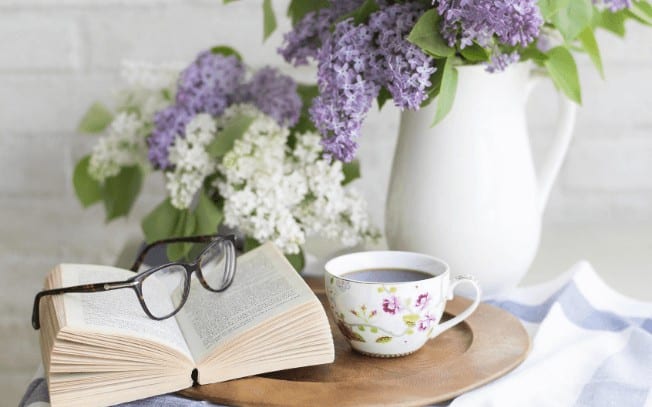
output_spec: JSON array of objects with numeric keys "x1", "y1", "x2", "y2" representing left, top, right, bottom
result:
[{"x1": 324, "y1": 251, "x2": 481, "y2": 357}]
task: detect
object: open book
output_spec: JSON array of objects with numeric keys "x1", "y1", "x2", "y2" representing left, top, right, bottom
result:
[{"x1": 38, "y1": 242, "x2": 334, "y2": 407}]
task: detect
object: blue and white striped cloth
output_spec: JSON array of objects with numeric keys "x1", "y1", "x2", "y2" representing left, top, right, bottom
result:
[{"x1": 20, "y1": 261, "x2": 652, "y2": 407}]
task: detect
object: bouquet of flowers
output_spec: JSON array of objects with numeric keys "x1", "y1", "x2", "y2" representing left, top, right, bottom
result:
[
  {"x1": 73, "y1": 47, "x2": 378, "y2": 269},
  {"x1": 248, "y1": 0, "x2": 652, "y2": 161}
]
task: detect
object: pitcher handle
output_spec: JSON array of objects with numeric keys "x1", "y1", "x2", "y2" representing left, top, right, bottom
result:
[
  {"x1": 527, "y1": 70, "x2": 578, "y2": 212},
  {"x1": 429, "y1": 275, "x2": 481, "y2": 339}
]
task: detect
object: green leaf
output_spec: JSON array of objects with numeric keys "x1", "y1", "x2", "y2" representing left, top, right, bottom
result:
[
  {"x1": 293, "y1": 84, "x2": 319, "y2": 133},
  {"x1": 338, "y1": 0, "x2": 380, "y2": 25},
  {"x1": 167, "y1": 210, "x2": 197, "y2": 261},
  {"x1": 73, "y1": 156, "x2": 102, "y2": 207},
  {"x1": 342, "y1": 160, "x2": 360, "y2": 185},
  {"x1": 285, "y1": 248, "x2": 305, "y2": 272},
  {"x1": 578, "y1": 28, "x2": 604, "y2": 78},
  {"x1": 194, "y1": 188, "x2": 223, "y2": 235},
  {"x1": 287, "y1": 0, "x2": 329, "y2": 25},
  {"x1": 552, "y1": 0, "x2": 594, "y2": 41},
  {"x1": 102, "y1": 165, "x2": 143, "y2": 221},
  {"x1": 627, "y1": 0, "x2": 652, "y2": 25},
  {"x1": 402, "y1": 314, "x2": 420, "y2": 327},
  {"x1": 538, "y1": 0, "x2": 571, "y2": 20},
  {"x1": 262, "y1": 0, "x2": 277, "y2": 40},
  {"x1": 520, "y1": 45, "x2": 549, "y2": 64},
  {"x1": 433, "y1": 57, "x2": 458, "y2": 126},
  {"x1": 376, "y1": 87, "x2": 392, "y2": 109},
  {"x1": 210, "y1": 46, "x2": 243, "y2": 61},
  {"x1": 421, "y1": 60, "x2": 446, "y2": 107},
  {"x1": 545, "y1": 46, "x2": 582, "y2": 104},
  {"x1": 142, "y1": 199, "x2": 180, "y2": 244},
  {"x1": 597, "y1": 10, "x2": 627, "y2": 36},
  {"x1": 297, "y1": 84, "x2": 319, "y2": 108},
  {"x1": 376, "y1": 336, "x2": 392, "y2": 343},
  {"x1": 207, "y1": 114, "x2": 255, "y2": 157},
  {"x1": 161, "y1": 88, "x2": 173, "y2": 102},
  {"x1": 637, "y1": 0, "x2": 652, "y2": 18},
  {"x1": 78, "y1": 102, "x2": 113, "y2": 134},
  {"x1": 459, "y1": 43, "x2": 489, "y2": 62},
  {"x1": 244, "y1": 236, "x2": 261, "y2": 252},
  {"x1": 408, "y1": 9, "x2": 454, "y2": 58}
]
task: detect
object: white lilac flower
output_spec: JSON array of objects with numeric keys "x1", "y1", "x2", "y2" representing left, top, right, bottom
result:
[
  {"x1": 215, "y1": 105, "x2": 377, "y2": 254},
  {"x1": 165, "y1": 113, "x2": 217, "y2": 209},
  {"x1": 292, "y1": 132, "x2": 323, "y2": 164},
  {"x1": 117, "y1": 60, "x2": 179, "y2": 123},
  {"x1": 117, "y1": 61, "x2": 180, "y2": 169},
  {"x1": 88, "y1": 112, "x2": 148, "y2": 182}
]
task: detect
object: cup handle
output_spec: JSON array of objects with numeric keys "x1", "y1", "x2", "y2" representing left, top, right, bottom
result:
[{"x1": 429, "y1": 275, "x2": 482, "y2": 339}]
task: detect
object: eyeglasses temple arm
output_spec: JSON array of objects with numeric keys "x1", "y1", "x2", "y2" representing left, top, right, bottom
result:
[
  {"x1": 31, "y1": 281, "x2": 136, "y2": 330},
  {"x1": 129, "y1": 234, "x2": 237, "y2": 272}
]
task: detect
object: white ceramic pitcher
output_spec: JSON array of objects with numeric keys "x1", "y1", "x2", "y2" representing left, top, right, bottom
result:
[{"x1": 385, "y1": 63, "x2": 577, "y2": 298}]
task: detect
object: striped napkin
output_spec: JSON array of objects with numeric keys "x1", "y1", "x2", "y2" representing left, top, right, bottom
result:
[
  {"x1": 19, "y1": 261, "x2": 652, "y2": 407},
  {"x1": 452, "y1": 261, "x2": 652, "y2": 406}
]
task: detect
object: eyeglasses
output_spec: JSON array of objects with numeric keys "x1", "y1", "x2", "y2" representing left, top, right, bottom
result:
[{"x1": 32, "y1": 234, "x2": 237, "y2": 330}]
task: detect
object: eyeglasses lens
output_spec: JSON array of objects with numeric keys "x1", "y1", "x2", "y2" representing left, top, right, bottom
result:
[
  {"x1": 199, "y1": 240, "x2": 233, "y2": 291},
  {"x1": 141, "y1": 264, "x2": 188, "y2": 319}
]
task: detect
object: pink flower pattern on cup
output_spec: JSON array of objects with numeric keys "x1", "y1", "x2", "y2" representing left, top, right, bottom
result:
[
  {"x1": 382, "y1": 296, "x2": 402, "y2": 314},
  {"x1": 329, "y1": 280, "x2": 461, "y2": 347},
  {"x1": 337, "y1": 289, "x2": 440, "y2": 343},
  {"x1": 415, "y1": 293, "x2": 430, "y2": 310},
  {"x1": 418, "y1": 313, "x2": 437, "y2": 331}
]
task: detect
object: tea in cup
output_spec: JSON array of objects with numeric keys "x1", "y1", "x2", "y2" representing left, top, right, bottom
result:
[{"x1": 324, "y1": 251, "x2": 481, "y2": 357}]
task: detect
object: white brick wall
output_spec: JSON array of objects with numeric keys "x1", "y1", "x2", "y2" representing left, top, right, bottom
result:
[
  {"x1": 0, "y1": 1, "x2": 651, "y2": 404},
  {"x1": 0, "y1": 15, "x2": 81, "y2": 71}
]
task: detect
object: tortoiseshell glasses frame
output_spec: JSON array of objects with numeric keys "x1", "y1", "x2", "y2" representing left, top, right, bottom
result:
[{"x1": 31, "y1": 234, "x2": 237, "y2": 330}]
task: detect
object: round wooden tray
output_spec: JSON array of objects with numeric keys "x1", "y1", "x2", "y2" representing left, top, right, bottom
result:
[{"x1": 180, "y1": 278, "x2": 530, "y2": 406}]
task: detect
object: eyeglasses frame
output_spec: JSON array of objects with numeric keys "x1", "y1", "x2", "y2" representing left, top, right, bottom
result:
[{"x1": 31, "y1": 234, "x2": 237, "y2": 330}]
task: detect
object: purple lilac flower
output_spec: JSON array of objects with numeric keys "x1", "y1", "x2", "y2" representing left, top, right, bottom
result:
[
  {"x1": 310, "y1": 20, "x2": 379, "y2": 162},
  {"x1": 278, "y1": 0, "x2": 364, "y2": 66},
  {"x1": 596, "y1": 0, "x2": 632, "y2": 11},
  {"x1": 176, "y1": 51, "x2": 245, "y2": 116},
  {"x1": 148, "y1": 49, "x2": 305, "y2": 169},
  {"x1": 536, "y1": 34, "x2": 553, "y2": 53},
  {"x1": 368, "y1": 3, "x2": 435, "y2": 110},
  {"x1": 147, "y1": 51, "x2": 244, "y2": 169},
  {"x1": 235, "y1": 67, "x2": 302, "y2": 127},
  {"x1": 278, "y1": 9, "x2": 335, "y2": 66},
  {"x1": 310, "y1": 3, "x2": 435, "y2": 161},
  {"x1": 486, "y1": 50, "x2": 520, "y2": 73},
  {"x1": 148, "y1": 105, "x2": 193, "y2": 169},
  {"x1": 436, "y1": 0, "x2": 543, "y2": 49}
]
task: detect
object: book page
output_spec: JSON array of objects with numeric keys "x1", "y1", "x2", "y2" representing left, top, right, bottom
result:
[
  {"x1": 60, "y1": 264, "x2": 192, "y2": 359},
  {"x1": 175, "y1": 243, "x2": 316, "y2": 362}
]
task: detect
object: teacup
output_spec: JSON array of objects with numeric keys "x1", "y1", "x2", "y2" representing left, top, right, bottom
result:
[{"x1": 324, "y1": 251, "x2": 481, "y2": 357}]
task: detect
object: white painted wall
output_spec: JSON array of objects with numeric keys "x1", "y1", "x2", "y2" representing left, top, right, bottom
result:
[{"x1": 1, "y1": 0, "x2": 651, "y2": 404}]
